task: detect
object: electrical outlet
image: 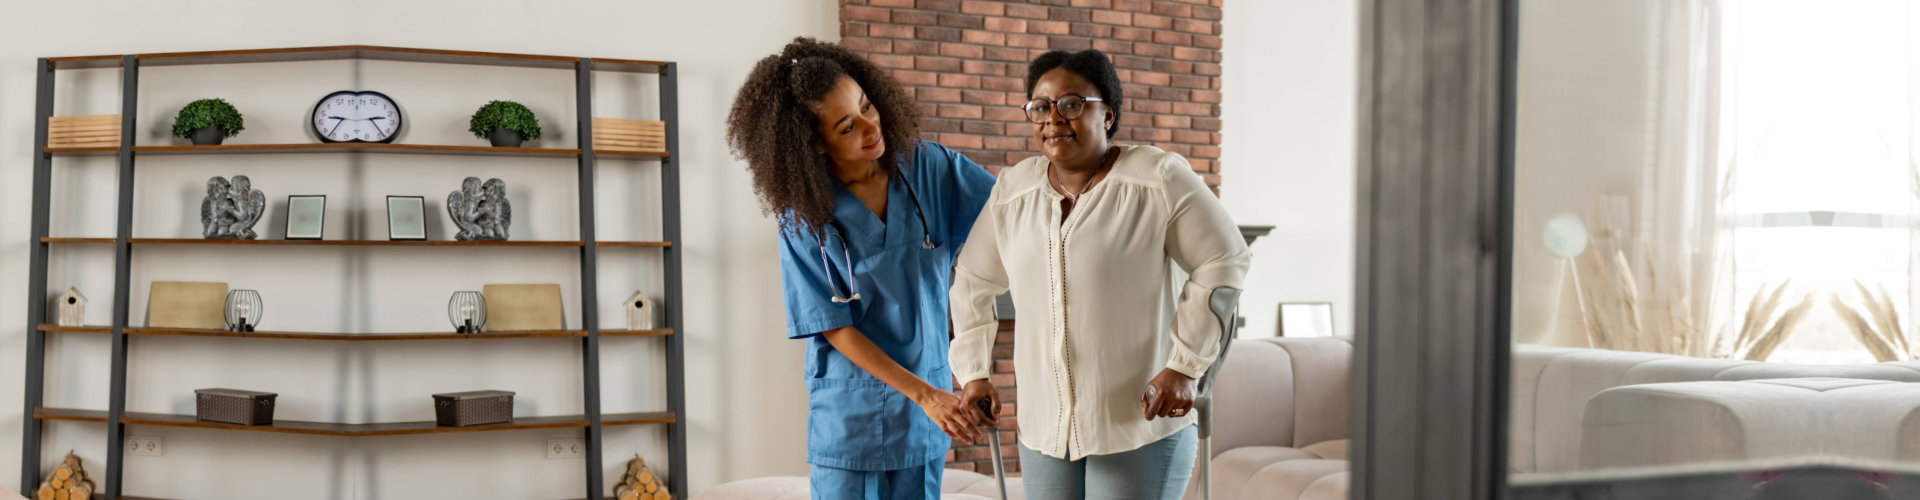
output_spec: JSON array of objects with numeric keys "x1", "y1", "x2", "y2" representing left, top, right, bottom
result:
[
  {"x1": 125, "y1": 436, "x2": 163, "y2": 457},
  {"x1": 545, "y1": 438, "x2": 583, "y2": 459}
]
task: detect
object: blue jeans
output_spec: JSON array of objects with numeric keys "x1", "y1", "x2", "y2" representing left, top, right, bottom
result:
[
  {"x1": 1017, "y1": 426, "x2": 1198, "y2": 500},
  {"x1": 809, "y1": 457, "x2": 943, "y2": 500}
]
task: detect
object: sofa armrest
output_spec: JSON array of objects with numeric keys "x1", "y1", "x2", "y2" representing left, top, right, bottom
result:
[{"x1": 1212, "y1": 337, "x2": 1352, "y2": 456}]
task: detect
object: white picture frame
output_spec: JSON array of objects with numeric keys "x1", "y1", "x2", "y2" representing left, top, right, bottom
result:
[
  {"x1": 285, "y1": 195, "x2": 327, "y2": 240},
  {"x1": 386, "y1": 195, "x2": 427, "y2": 241}
]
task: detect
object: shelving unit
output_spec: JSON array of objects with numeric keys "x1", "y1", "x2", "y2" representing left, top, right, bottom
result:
[{"x1": 21, "y1": 46, "x2": 686, "y2": 500}]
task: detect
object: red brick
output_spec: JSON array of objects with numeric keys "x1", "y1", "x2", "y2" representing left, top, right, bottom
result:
[
  {"x1": 1191, "y1": 158, "x2": 1215, "y2": 172},
  {"x1": 1049, "y1": 7, "x2": 1092, "y2": 22},
  {"x1": 1193, "y1": 117, "x2": 1221, "y2": 130},
  {"x1": 895, "y1": 39, "x2": 939, "y2": 55},
  {"x1": 1175, "y1": 19, "x2": 1211, "y2": 34},
  {"x1": 920, "y1": 88, "x2": 962, "y2": 103},
  {"x1": 992, "y1": 360, "x2": 1016, "y2": 373},
  {"x1": 1173, "y1": 102, "x2": 1213, "y2": 116},
  {"x1": 963, "y1": 29, "x2": 1006, "y2": 46},
  {"x1": 984, "y1": 136, "x2": 1028, "y2": 150},
  {"x1": 961, "y1": 1, "x2": 1004, "y2": 15},
  {"x1": 1133, "y1": 71, "x2": 1170, "y2": 86},
  {"x1": 843, "y1": 21, "x2": 868, "y2": 38},
  {"x1": 923, "y1": 118, "x2": 960, "y2": 133},
  {"x1": 1150, "y1": 87, "x2": 1190, "y2": 100},
  {"x1": 1007, "y1": 33, "x2": 1048, "y2": 48},
  {"x1": 941, "y1": 13, "x2": 986, "y2": 29},
  {"x1": 1070, "y1": 23, "x2": 1111, "y2": 38},
  {"x1": 1161, "y1": 144, "x2": 1192, "y2": 156},
  {"x1": 1192, "y1": 89, "x2": 1222, "y2": 103},
  {"x1": 1174, "y1": 129, "x2": 1212, "y2": 144},
  {"x1": 1132, "y1": 43, "x2": 1173, "y2": 58},
  {"x1": 1120, "y1": 114, "x2": 1152, "y2": 127},
  {"x1": 1004, "y1": 122, "x2": 1035, "y2": 136},
  {"x1": 942, "y1": 133, "x2": 985, "y2": 149},
  {"x1": 1092, "y1": 10, "x2": 1132, "y2": 25},
  {"x1": 1201, "y1": 173, "x2": 1221, "y2": 186},
  {"x1": 1122, "y1": 83, "x2": 1152, "y2": 98},
  {"x1": 1153, "y1": 31, "x2": 1192, "y2": 46},
  {"x1": 1092, "y1": 39, "x2": 1133, "y2": 54},
  {"x1": 962, "y1": 59, "x2": 1002, "y2": 75},
  {"x1": 941, "y1": 43, "x2": 985, "y2": 59},
  {"x1": 1132, "y1": 13, "x2": 1171, "y2": 29},
  {"x1": 1151, "y1": 2, "x2": 1193, "y2": 17},
  {"x1": 1003, "y1": 151, "x2": 1030, "y2": 164},
  {"x1": 893, "y1": 10, "x2": 938, "y2": 25},
  {"x1": 1195, "y1": 62, "x2": 1222, "y2": 76},
  {"x1": 917, "y1": 57, "x2": 963, "y2": 72},
  {"x1": 1193, "y1": 5, "x2": 1222, "y2": 20},
  {"x1": 1153, "y1": 59, "x2": 1194, "y2": 74},
  {"x1": 962, "y1": 90, "x2": 1005, "y2": 105},
  {"x1": 985, "y1": 106, "x2": 1027, "y2": 122},
  {"x1": 983, "y1": 76, "x2": 1024, "y2": 92},
  {"x1": 1144, "y1": 127, "x2": 1173, "y2": 141},
  {"x1": 843, "y1": 37, "x2": 892, "y2": 53},
  {"x1": 869, "y1": 23, "x2": 914, "y2": 38},
  {"x1": 963, "y1": 120, "x2": 1002, "y2": 135},
  {"x1": 871, "y1": 54, "x2": 915, "y2": 69},
  {"x1": 1048, "y1": 36, "x2": 1092, "y2": 51},
  {"x1": 1028, "y1": 20, "x2": 1070, "y2": 34},
  {"x1": 846, "y1": 5, "x2": 890, "y2": 22},
  {"x1": 1211, "y1": 132, "x2": 1222, "y2": 145},
  {"x1": 1071, "y1": 0, "x2": 1112, "y2": 7},
  {"x1": 1132, "y1": 99, "x2": 1172, "y2": 114},
  {"x1": 1191, "y1": 145, "x2": 1220, "y2": 159},
  {"x1": 1193, "y1": 34, "x2": 1222, "y2": 50},
  {"x1": 1007, "y1": 3, "x2": 1049, "y2": 19},
  {"x1": 1112, "y1": 26, "x2": 1151, "y2": 41},
  {"x1": 1171, "y1": 75, "x2": 1209, "y2": 89},
  {"x1": 916, "y1": 0, "x2": 959, "y2": 10},
  {"x1": 1172, "y1": 46, "x2": 1210, "y2": 61},
  {"x1": 917, "y1": 102, "x2": 939, "y2": 117},
  {"x1": 939, "y1": 104, "x2": 985, "y2": 119},
  {"x1": 871, "y1": 0, "x2": 914, "y2": 5},
  {"x1": 895, "y1": 70, "x2": 939, "y2": 86},
  {"x1": 920, "y1": 26, "x2": 964, "y2": 42},
  {"x1": 939, "y1": 73, "x2": 982, "y2": 89},
  {"x1": 983, "y1": 16, "x2": 1028, "y2": 32},
  {"x1": 986, "y1": 46, "x2": 1029, "y2": 62},
  {"x1": 963, "y1": 150, "x2": 1001, "y2": 167},
  {"x1": 1114, "y1": 0, "x2": 1150, "y2": 11}
]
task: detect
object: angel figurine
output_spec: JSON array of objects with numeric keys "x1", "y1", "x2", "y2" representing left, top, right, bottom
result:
[
  {"x1": 223, "y1": 175, "x2": 265, "y2": 239},
  {"x1": 201, "y1": 177, "x2": 235, "y2": 238},
  {"x1": 448, "y1": 177, "x2": 490, "y2": 241},
  {"x1": 480, "y1": 178, "x2": 511, "y2": 240}
]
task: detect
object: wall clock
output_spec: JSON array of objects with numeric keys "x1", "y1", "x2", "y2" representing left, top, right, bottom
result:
[{"x1": 311, "y1": 90, "x2": 402, "y2": 143}]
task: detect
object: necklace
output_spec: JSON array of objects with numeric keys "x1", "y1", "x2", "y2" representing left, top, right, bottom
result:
[{"x1": 1051, "y1": 147, "x2": 1118, "y2": 203}]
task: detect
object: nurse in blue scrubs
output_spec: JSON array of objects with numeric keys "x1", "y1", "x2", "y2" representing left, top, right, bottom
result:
[{"x1": 726, "y1": 37, "x2": 997, "y2": 499}]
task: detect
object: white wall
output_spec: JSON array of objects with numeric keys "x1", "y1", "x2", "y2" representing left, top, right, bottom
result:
[
  {"x1": 1220, "y1": 0, "x2": 1359, "y2": 339},
  {"x1": 0, "y1": 1, "x2": 836, "y2": 497}
]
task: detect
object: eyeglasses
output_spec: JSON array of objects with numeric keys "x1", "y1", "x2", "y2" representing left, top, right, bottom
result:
[{"x1": 1021, "y1": 95, "x2": 1105, "y2": 124}]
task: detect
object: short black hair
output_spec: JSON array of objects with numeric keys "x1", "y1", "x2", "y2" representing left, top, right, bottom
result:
[{"x1": 1025, "y1": 49, "x2": 1123, "y2": 138}]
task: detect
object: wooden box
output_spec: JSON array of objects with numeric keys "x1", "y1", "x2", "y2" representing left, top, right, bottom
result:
[
  {"x1": 592, "y1": 118, "x2": 665, "y2": 155},
  {"x1": 49, "y1": 114, "x2": 121, "y2": 148}
]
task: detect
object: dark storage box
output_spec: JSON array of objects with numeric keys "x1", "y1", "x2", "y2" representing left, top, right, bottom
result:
[
  {"x1": 433, "y1": 390, "x2": 515, "y2": 427},
  {"x1": 195, "y1": 388, "x2": 277, "y2": 425}
]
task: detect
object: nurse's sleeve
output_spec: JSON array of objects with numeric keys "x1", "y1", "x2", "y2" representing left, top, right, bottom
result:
[
  {"x1": 777, "y1": 226, "x2": 854, "y2": 339},
  {"x1": 937, "y1": 145, "x2": 996, "y2": 246},
  {"x1": 948, "y1": 188, "x2": 1007, "y2": 386},
  {"x1": 1160, "y1": 153, "x2": 1253, "y2": 378}
]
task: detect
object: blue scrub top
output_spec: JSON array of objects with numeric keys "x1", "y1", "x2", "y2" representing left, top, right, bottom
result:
[{"x1": 777, "y1": 141, "x2": 996, "y2": 471}]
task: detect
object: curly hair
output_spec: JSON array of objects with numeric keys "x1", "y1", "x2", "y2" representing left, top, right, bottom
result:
[
  {"x1": 1026, "y1": 49, "x2": 1124, "y2": 138},
  {"x1": 727, "y1": 37, "x2": 922, "y2": 237}
]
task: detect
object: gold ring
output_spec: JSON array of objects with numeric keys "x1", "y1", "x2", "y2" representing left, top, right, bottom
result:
[{"x1": 1171, "y1": 409, "x2": 1187, "y2": 416}]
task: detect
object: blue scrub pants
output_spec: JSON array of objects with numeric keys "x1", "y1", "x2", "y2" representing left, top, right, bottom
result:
[
  {"x1": 809, "y1": 457, "x2": 944, "y2": 500},
  {"x1": 1017, "y1": 425, "x2": 1198, "y2": 500}
]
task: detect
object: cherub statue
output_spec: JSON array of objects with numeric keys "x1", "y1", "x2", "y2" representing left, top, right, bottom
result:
[
  {"x1": 448, "y1": 177, "x2": 489, "y2": 241},
  {"x1": 201, "y1": 177, "x2": 235, "y2": 238},
  {"x1": 223, "y1": 175, "x2": 265, "y2": 239},
  {"x1": 480, "y1": 178, "x2": 511, "y2": 240}
]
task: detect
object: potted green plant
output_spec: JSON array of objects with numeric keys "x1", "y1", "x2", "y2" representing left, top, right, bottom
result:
[
  {"x1": 172, "y1": 98, "x2": 245, "y2": 146},
  {"x1": 468, "y1": 100, "x2": 542, "y2": 148}
]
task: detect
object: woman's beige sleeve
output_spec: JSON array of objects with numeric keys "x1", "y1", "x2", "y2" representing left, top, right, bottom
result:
[
  {"x1": 1160, "y1": 154, "x2": 1253, "y2": 378},
  {"x1": 949, "y1": 187, "x2": 1008, "y2": 386}
]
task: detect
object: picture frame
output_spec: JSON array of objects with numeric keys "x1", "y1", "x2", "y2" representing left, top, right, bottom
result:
[
  {"x1": 1276, "y1": 301, "x2": 1336, "y2": 337},
  {"x1": 284, "y1": 195, "x2": 327, "y2": 240},
  {"x1": 386, "y1": 195, "x2": 427, "y2": 241}
]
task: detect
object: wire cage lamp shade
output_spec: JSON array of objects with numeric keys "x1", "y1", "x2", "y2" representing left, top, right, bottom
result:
[
  {"x1": 224, "y1": 289, "x2": 263, "y2": 332},
  {"x1": 448, "y1": 291, "x2": 486, "y2": 333}
]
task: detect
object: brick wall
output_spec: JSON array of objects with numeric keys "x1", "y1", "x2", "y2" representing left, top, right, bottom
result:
[{"x1": 838, "y1": 0, "x2": 1226, "y2": 475}]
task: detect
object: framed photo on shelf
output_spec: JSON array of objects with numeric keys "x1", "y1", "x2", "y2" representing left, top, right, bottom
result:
[
  {"x1": 284, "y1": 195, "x2": 327, "y2": 240},
  {"x1": 1277, "y1": 302, "x2": 1336, "y2": 338},
  {"x1": 386, "y1": 195, "x2": 427, "y2": 241}
]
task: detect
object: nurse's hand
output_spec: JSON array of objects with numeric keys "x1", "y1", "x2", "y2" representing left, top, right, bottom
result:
[
  {"x1": 913, "y1": 387, "x2": 984, "y2": 445},
  {"x1": 1142, "y1": 368, "x2": 1196, "y2": 421}
]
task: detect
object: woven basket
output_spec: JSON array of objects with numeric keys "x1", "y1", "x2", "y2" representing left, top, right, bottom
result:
[
  {"x1": 195, "y1": 388, "x2": 276, "y2": 425},
  {"x1": 433, "y1": 390, "x2": 514, "y2": 427}
]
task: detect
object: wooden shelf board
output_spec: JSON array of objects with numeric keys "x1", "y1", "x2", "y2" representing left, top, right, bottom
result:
[
  {"x1": 129, "y1": 143, "x2": 584, "y2": 158},
  {"x1": 593, "y1": 149, "x2": 670, "y2": 159},
  {"x1": 595, "y1": 241, "x2": 673, "y2": 247},
  {"x1": 600, "y1": 329, "x2": 674, "y2": 337},
  {"x1": 122, "y1": 327, "x2": 586, "y2": 341},
  {"x1": 36, "y1": 324, "x2": 111, "y2": 333},
  {"x1": 46, "y1": 55, "x2": 122, "y2": 70},
  {"x1": 130, "y1": 238, "x2": 585, "y2": 247},
  {"x1": 43, "y1": 145, "x2": 119, "y2": 156},
  {"x1": 34, "y1": 408, "x2": 674, "y2": 436},
  {"x1": 39, "y1": 237, "x2": 115, "y2": 244}
]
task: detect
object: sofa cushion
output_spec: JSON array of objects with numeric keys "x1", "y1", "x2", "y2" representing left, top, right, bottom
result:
[
  {"x1": 1298, "y1": 439, "x2": 1348, "y2": 461},
  {"x1": 1213, "y1": 339, "x2": 1298, "y2": 454},
  {"x1": 1235, "y1": 455, "x2": 1348, "y2": 500},
  {"x1": 1578, "y1": 378, "x2": 1920, "y2": 470}
]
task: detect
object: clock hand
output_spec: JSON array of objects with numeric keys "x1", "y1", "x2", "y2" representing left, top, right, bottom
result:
[{"x1": 327, "y1": 118, "x2": 346, "y2": 136}]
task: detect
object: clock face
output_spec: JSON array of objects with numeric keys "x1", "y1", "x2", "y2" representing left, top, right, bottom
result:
[{"x1": 311, "y1": 91, "x2": 402, "y2": 143}]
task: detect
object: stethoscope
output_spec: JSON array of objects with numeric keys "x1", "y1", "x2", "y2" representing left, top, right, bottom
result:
[{"x1": 820, "y1": 177, "x2": 934, "y2": 304}]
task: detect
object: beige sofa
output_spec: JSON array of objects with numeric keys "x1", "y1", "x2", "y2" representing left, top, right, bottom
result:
[{"x1": 1184, "y1": 337, "x2": 1352, "y2": 500}]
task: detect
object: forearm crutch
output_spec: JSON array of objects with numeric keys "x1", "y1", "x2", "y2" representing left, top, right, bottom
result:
[
  {"x1": 1195, "y1": 287, "x2": 1242, "y2": 500},
  {"x1": 976, "y1": 397, "x2": 1010, "y2": 500}
]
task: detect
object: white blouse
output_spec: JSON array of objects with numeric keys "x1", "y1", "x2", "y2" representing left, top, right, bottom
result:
[{"x1": 950, "y1": 145, "x2": 1251, "y2": 459}]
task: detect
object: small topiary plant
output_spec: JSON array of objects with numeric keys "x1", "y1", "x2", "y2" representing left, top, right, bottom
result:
[
  {"x1": 468, "y1": 100, "x2": 542, "y2": 140},
  {"x1": 171, "y1": 98, "x2": 245, "y2": 138}
]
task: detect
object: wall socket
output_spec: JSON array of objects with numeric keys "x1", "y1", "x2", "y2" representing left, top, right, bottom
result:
[
  {"x1": 125, "y1": 436, "x2": 163, "y2": 457},
  {"x1": 545, "y1": 438, "x2": 583, "y2": 459}
]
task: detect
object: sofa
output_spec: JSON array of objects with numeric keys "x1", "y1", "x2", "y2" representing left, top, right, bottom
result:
[{"x1": 1185, "y1": 337, "x2": 1352, "y2": 500}]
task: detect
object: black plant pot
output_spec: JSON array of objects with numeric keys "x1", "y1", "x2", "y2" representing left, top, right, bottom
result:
[
  {"x1": 190, "y1": 126, "x2": 226, "y2": 146},
  {"x1": 488, "y1": 127, "x2": 524, "y2": 148}
]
